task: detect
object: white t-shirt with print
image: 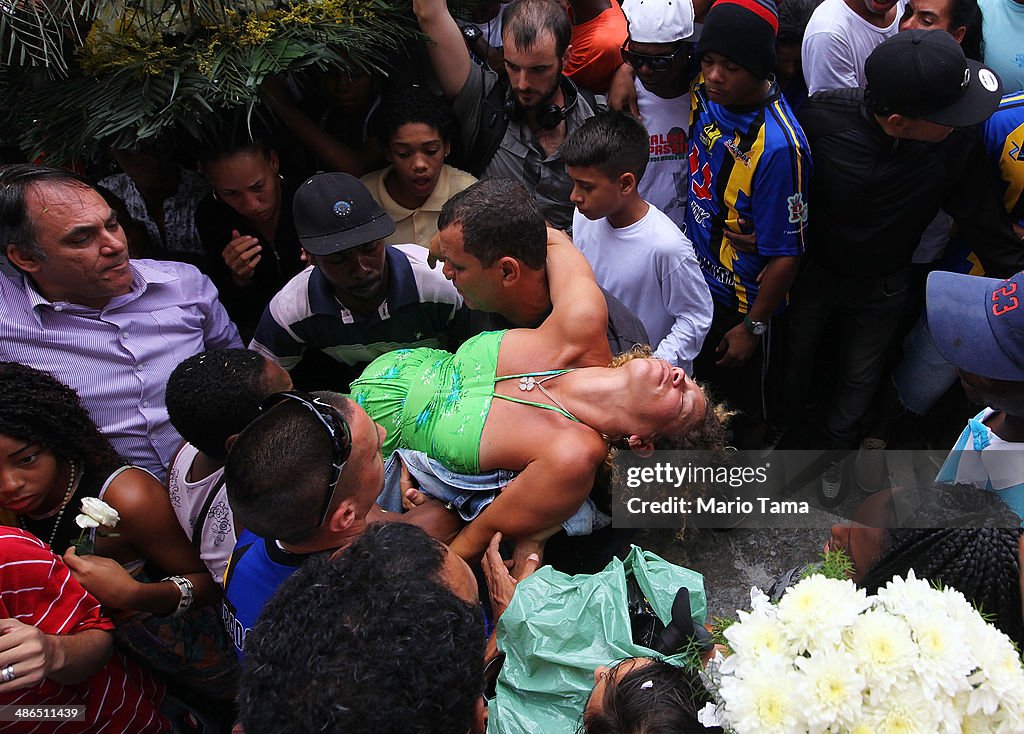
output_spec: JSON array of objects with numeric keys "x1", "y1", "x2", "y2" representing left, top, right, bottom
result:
[{"x1": 635, "y1": 78, "x2": 692, "y2": 234}]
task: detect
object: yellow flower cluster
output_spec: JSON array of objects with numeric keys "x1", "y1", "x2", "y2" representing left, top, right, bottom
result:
[
  {"x1": 279, "y1": 0, "x2": 377, "y2": 28},
  {"x1": 240, "y1": 14, "x2": 276, "y2": 46},
  {"x1": 80, "y1": 27, "x2": 176, "y2": 76},
  {"x1": 79, "y1": 0, "x2": 384, "y2": 76},
  {"x1": 195, "y1": 38, "x2": 221, "y2": 78}
]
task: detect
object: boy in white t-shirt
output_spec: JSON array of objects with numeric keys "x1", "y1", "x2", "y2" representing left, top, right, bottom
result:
[
  {"x1": 563, "y1": 112, "x2": 713, "y2": 373},
  {"x1": 928, "y1": 270, "x2": 1024, "y2": 520}
]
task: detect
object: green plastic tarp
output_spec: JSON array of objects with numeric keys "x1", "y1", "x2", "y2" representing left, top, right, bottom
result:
[{"x1": 487, "y1": 546, "x2": 707, "y2": 733}]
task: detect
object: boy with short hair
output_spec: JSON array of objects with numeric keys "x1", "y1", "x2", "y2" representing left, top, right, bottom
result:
[
  {"x1": 564, "y1": 112, "x2": 713, "y2": 373},
  {"x1": 164, "y1": 349, "x2": 293, "y2": 585}
]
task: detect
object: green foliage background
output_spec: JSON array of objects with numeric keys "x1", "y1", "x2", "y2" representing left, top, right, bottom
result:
[{"x1": 0, "y1": 0, "x2": 418, "y2": 163}]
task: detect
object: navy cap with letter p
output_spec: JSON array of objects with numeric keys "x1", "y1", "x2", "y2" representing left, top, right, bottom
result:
[{"x1": 293, "y1": 172, "x2": 395, "y2": 255}]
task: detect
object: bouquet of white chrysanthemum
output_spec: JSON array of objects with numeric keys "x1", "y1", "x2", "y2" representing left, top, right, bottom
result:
[{"x1": 697, "y1": 571, "x2": 1024, "y2": 734}]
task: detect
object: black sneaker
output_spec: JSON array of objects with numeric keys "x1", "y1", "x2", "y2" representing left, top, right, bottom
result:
[{"x1": 817, "y1": 458, "x2": 846, "y2": 508}]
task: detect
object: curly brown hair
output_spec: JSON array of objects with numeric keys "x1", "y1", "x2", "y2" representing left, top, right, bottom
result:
[{"x1": 0, "y1": 362, "x2": 122, "y2": 472}]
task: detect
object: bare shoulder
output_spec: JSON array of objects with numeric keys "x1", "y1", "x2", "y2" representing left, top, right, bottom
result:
[
  {"x1": 480, "y1": 401, "x2": 607, "y2": 471},
  {"x1": 538, "y1": 426, "x2": 608, "y2": 465},
  {"x1": 102, "y1": 467, "x2": 171, "y2": 517},
  {"x1": 93, "y1": 467, "x2": 182, "y2": 560},
  {"x1": 498, "y1": 317, "x2": 609, "y2": 373}
]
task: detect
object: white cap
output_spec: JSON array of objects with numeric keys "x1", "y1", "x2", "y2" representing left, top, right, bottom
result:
[{"x1": 622, "y1": 0, "x2": 695, "y2": 43}]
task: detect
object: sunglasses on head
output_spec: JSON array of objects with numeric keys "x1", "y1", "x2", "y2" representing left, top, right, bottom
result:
[
  {"x1": 620, "y1": 41, "x2": 689, "y2": 73},
  {"x1": 259, "y1": 391, "x2": 353, "y2": 528}
]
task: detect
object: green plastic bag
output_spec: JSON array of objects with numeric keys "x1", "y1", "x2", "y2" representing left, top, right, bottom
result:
[{"x1": 487, "y1": 546, "x2": 707, "y2": 733}]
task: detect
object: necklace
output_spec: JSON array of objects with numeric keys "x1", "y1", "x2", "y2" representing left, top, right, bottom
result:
[
  {"x1": 518, "y1": 373, "x2": 574, "y2": 417},
  {"x1": 20, "y1": 462, "x2": 79, "y2": 547}
]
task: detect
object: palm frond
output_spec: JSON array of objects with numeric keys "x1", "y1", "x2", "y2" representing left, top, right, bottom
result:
[
  {"x1": 1, "y1": 0, "x2": 420, "y2": 162},
  {"x1": 0, "y1": 0, "x2": 83, "y2": 75}
]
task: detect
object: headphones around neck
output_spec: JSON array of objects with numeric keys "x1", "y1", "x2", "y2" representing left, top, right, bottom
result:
[{"x1": 502, "y1": 76, "x2": 581, "y2": 130}]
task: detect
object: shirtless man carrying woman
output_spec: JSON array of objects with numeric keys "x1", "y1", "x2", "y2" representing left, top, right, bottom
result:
[{"x1": 350, "y1": 179, "x2": 716, "y2": 560}]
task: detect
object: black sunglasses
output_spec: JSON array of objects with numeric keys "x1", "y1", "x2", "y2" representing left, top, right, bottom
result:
[
  {"x1": 260, "y1": 391, "x2": 353, "y2": 528},
  {"x1": 620, "y1": 41, "x2": 689, "y2": 73}
]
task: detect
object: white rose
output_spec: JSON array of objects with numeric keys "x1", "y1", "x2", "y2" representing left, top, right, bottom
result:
[
  {"x1": 79, "y1": 497, "x2": 120, "y2": 528},
  {"x1": 75, "y1": 514, "x2": 100, "y2": 529}
]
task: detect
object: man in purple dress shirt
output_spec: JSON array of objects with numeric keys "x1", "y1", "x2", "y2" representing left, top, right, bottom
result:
[{"x1": 0, "y1": 165, "x2": 242, "y2": 480}]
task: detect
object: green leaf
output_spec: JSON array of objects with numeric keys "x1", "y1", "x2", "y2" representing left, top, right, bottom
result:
[{"x1": 1, "y1": 0, "x2": 418, "y2": 162}]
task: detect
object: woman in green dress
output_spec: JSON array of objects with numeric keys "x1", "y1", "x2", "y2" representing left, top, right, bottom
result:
[{"x1": 352, "y1": 229, "x2": 714, "y2": 561}]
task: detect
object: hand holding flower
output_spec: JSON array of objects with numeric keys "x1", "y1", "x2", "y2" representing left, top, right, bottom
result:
[
  {"x1": 72, "y1": 498, "x2": 120, "y2": 555},
  {"x1": 62, "y1": 547, "x2": 139, "y2": 610},
  {"x1": 79, "y1": 497, "x2": 120, "y2": 526}
]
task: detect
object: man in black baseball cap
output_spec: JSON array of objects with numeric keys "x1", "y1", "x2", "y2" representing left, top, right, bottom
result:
[
  {"x1": 251, "y1": 172, "x2": 463, "y2": 390},
  {"x1": 290, "y1": 171, "x2": 396, "y2": 257},
  {"x1": 864, "y1": 28, "x2": 1002, "y2": 140},
  {"x1": 777, "y1": 28, "x2": 1022, "y2": 504}
]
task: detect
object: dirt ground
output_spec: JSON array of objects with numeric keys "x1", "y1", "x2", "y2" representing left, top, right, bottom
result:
[
  {"x1": 617, "y1": 449, "x2": 952, "y2": 619},
  {"x1": 639, "y1": 527, "x2": 830, "y2": 620}
]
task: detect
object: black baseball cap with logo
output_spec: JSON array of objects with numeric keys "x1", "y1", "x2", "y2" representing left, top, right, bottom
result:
[
  {"x1": 293, "y1": 172, "x2": 396, "y2": 255},
  {"x1": 864, "y1": 29, "x2": 1002, "y2": 128}
]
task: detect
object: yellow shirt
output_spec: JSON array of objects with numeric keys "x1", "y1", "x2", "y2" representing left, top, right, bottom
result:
[{"x1": 360, "y1": 164, "x2": 477, "y2": 248}]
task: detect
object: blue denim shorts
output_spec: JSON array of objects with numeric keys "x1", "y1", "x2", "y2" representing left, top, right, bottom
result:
[{"x1": 376, "y1": 449, "x2": 608, "y2": 536}]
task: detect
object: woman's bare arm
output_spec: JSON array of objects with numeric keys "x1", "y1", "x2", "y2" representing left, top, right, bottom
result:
[
  {"x1": 449, "y1": 432, "x2": 606, "y2": 562},
  {"x1": 65, "y1": 469, "x2": 218, "y2": 615},
  {"x1": 508, "y1": 229, "x2": 611, "y2": 367}
]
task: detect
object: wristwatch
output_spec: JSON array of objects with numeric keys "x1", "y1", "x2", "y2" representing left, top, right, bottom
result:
[
  {"x1": 742, "y1": 316, "x2": 768, "y2": 336},
  {"x1": 163, "y1": 575, "x2": 195, "y2": 617}
]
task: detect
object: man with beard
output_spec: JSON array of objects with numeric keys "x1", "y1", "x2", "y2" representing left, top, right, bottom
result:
[
  {"x1": 413, "y1": 0, "x2": 599, "y2": 232},
  {"x1": 250, "y1": 173, "x2": 463, "y2": 391}
]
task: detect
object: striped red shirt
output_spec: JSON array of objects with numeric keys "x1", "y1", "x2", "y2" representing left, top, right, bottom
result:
[{"x1": 0, "y1": 529, "x2": 169, "y2": 733}]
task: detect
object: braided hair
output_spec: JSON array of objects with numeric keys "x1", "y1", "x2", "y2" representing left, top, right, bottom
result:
[
  {"x1": 0, "y1": 362, "x2": 121, "y2": 472},
  {"x1": 860, "y1": 527, "x2": 1024, "y2": 647}
]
